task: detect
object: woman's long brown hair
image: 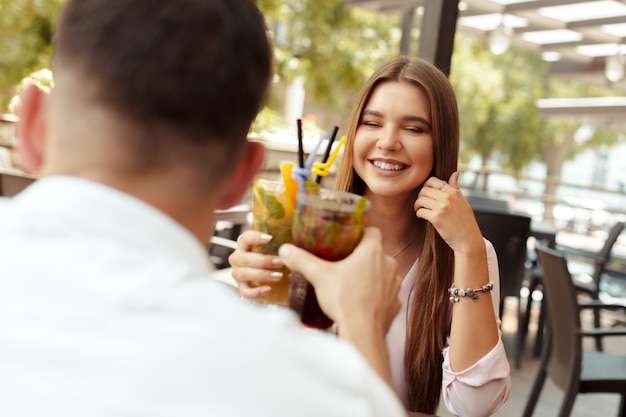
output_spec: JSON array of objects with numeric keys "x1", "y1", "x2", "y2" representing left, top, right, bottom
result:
[{"x1": 334, "y1": 56, "x2": 459, "y2": 414}]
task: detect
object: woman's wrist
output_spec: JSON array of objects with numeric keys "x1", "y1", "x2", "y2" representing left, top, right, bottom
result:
[{"x1": 453, "y1": 248, "x2": 489, "y2": 284}]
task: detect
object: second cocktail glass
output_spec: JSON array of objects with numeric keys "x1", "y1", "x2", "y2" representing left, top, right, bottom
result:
[{"x1": 250, "y1": 178, "x2": 294, "y2": 306}]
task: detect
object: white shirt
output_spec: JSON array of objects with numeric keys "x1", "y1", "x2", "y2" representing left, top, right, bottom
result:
[
  {"x1": 386, "y1": 240, "x2": 511, "y2": 416},
  {"x1": 0, "y1": 176, "x2": 406, "y2": 417}
]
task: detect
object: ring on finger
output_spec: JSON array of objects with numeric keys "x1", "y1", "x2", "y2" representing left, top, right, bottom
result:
[{"x1": 438, "y1": 180, "x2": 447, "y2": 191}]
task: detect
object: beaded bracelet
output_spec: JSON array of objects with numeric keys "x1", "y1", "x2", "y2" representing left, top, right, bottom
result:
[{"x1": 448, "y1": 281, "x2": 494, "y2": 303}]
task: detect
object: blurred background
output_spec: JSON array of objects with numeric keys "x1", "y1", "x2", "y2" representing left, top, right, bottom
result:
[{"x1": 2, "y1": 0, "x2": 626, "y2": 261}]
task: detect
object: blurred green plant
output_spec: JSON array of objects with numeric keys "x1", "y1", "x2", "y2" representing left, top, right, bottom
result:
[
  {"x1": 0, "y1": 0, "x2": 63, "y2": 112},
  {"x1": 2, "y1": 0, "x2": 623, "y2": 191},
  {"x1": 250, "y1": 107, "x2": 285, "y2": 136},
  {"x1": 7, "y1": 68, "x2": 54, "y2": 114},
  {"x1": 451, "y1": 35, "x2": 623, "y2": 192},
  {"x1": 258, "y1": 0, "x2": 400, "y2": 109}
]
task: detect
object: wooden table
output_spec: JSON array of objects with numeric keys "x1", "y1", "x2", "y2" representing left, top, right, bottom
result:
[{"x1": 0, "y1": 170, "x2": 37, "y2": 197}]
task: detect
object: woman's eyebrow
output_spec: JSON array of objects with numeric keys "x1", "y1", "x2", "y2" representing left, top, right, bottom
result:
[
  {"x1": 403, "y1": 115, "x2": 431, "y2": 127},
  {"x1": 362, "y1": 109, "x2": 431, "y2": 127},
  {"x1": 362, "y1": 109, "x2": 382, "y2": 118}
]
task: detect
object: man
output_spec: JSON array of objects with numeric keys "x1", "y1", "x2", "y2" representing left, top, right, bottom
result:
[{"x1": 0, "y1": 0, "x2": 405, "y2": 416}]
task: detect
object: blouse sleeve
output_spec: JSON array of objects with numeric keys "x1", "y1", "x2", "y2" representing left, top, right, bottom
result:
[{"x1": 440, "y1": 239, "x2": 511, "y2": 417}]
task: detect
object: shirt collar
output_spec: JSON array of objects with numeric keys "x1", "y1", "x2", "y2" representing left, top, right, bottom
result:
[{"x1": 8, "y1": 175, "x2": 214, "y2": 275}]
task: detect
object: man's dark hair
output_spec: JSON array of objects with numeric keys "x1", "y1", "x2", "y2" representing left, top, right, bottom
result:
[{"x1": 54, "y1": 0, "x2": 272, "y2": 149}]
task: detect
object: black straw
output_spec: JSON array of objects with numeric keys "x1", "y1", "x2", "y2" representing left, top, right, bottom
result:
[{"x1": 297, "y1": 118, "x2": 304, "y2": 169}]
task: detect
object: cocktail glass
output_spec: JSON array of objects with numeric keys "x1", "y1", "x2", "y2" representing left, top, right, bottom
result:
[
  {"x1": 250, "y1": 178, "x2": 294, "y2": 306},
  {"x1": 289, "y1": 189, "x2": 370, "y2": 329}
]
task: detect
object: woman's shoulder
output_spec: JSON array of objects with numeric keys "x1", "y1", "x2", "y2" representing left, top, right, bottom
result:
[{"x1": 482, "y1": 237, "x2": 496, "y2": 254}]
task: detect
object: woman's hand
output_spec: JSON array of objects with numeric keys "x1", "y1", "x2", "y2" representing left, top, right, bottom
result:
[
  {"x1": 413, "y1": 171, "x2": 484, "y2": 255},
  {"x1": 227, "y1": 230, "x2": 285, "y2": 299}
]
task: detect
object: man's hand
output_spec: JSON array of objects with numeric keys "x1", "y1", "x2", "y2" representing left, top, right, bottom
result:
[{"x1": 278, "y1": 227, "x2": 401, "y2": 385}]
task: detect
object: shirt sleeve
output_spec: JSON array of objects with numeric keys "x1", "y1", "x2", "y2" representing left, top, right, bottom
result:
[
  {"x1": 440, "y1": 239, "x2": 511, "y2": 417},
  {"x1": 441, "y1": 340, "x2": 511, "y2": 417}
]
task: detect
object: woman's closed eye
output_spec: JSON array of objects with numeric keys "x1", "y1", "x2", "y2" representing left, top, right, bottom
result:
[
  {"x1": 404, "y1": 125, "x2": 427, "y2": 134},
  {"x1": 362, "y1": 120, "x2": 382, "y2": 128}
]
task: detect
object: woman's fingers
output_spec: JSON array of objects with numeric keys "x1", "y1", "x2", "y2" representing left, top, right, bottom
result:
[
  {"x1": 413, "y1": 173, "x2": 484, "y2": 252},
  {"x1": 233, "y1": 230, "x2": 271, "y2": 251},
  {"x1": 231, "y1": 265, "x2": 283, "y2": 284},
  {"x1": 227, "y1": 230, "x2": 285, "y2": 300},
  {"x1": 238, "y1": 282, "x2": 272, "y2": 299},
  {"x1": 228, "y1": 230, "x2": 284, "y2": 270},
  {"x1": 234, "y1": 266, "x2": 282, "y2": 300},
  {"x1": 229, "y1": 250, "x2": 283, "y2": 270}
]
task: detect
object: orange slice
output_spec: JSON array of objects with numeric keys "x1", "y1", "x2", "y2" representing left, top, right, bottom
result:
[{"x1": 280, "y1": 161, "x2": 298, "y2": 210}]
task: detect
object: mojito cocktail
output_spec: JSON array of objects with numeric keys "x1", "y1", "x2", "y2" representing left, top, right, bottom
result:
[{"x1": 250, "y1": 178, "x2": 294, "y2": 306}]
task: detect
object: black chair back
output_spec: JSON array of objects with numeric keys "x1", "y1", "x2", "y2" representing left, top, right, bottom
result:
[
  {"x1": 473, "y1": 209, "x2": 531, "y2": 309},
  {"x1": 466, "y1": 193, "x2": 509, "y2": 212},
  {"x1": 535, "y1": 243, "x2": 582, "y2": 390},
  {"x1": 596, "y1": 221, "x2": 625, "y2": 273}
]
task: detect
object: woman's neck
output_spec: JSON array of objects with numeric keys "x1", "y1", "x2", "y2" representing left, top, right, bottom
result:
[{"x1": 365, "y1": 191, "x2": 422, "y2": 255}]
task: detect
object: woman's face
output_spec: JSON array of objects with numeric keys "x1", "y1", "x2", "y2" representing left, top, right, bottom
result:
[{"x1": 353, "y1": 80, "x2": 434, "y2": 199}]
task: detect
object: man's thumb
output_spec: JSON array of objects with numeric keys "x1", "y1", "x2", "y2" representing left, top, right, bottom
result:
[{"x1": 278, "y1": 244, "x2": 326, "y2": 285}]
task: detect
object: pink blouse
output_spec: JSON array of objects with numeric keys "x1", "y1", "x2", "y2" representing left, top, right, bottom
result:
[{"x1": 385, "y1": 239, "x2": 511, "y2": 416}]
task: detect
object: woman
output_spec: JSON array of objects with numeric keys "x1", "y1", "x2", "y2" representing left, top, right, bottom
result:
[{"x1": 230, "y1": 56, "x2": 510, "y2": 416}]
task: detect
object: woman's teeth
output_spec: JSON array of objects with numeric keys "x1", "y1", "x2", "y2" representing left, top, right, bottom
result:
[{"x1": 373, "y1": 160, "x2": 405, "y2": 171}]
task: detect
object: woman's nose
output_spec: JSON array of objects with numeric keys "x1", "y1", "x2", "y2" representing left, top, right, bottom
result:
[{"x1": 376, "y1": 128, "x2": 400, "y2": 151}]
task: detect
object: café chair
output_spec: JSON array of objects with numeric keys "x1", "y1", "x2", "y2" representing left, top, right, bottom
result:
[
  {"x1": 209, "y1": 235, "x2": 237, "y2": 270},
  {"x1": 208, "y1": 235, "x2": 239, "y2": 290},
  {"x1": 472, "y1": 208, "x2": 531, "y2": 369},
  {"x1": 561, "y1": 221, "x2": 625, "y2": 296},
  {"x1": 209, "y1": 204, "x2": 251, "y2": 269},
  {"x1": 558, "y1": 220, "x2": 624, "y2": 350},
  {"x1": 524, "y1": 220, "x2": 625, "y2": 356},
  {"x1": 518, "y1": 221, "x2": 557, "y2": 358},
  {"x1": 523, "y1": 243, "x2": 626, "y2": 417}
]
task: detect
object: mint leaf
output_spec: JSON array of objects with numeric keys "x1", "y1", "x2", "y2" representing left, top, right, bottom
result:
[
  {"x1": 320, "y1": 219, "x2": 344, "y2": 252},
  {"x1": 257, "y1": 187, "x2": 285, "y2": 219}
]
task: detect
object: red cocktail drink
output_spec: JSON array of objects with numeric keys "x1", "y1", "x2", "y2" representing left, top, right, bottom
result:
[{"x1": 290, "y1": 189, "x2": 369, "y2": 329}]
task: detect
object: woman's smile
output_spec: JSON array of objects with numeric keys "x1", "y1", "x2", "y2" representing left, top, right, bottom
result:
[{"x1": 370, "y1": 158, "x2": 408, "y2": 172}]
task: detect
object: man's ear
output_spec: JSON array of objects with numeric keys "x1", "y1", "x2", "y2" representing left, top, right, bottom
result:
[
  {"x1": 15, "y1": 84, "x2": 48, "y2": 173},
  {"x1": 217, "y1": 140, "x2": 265, "y2": 210}
]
